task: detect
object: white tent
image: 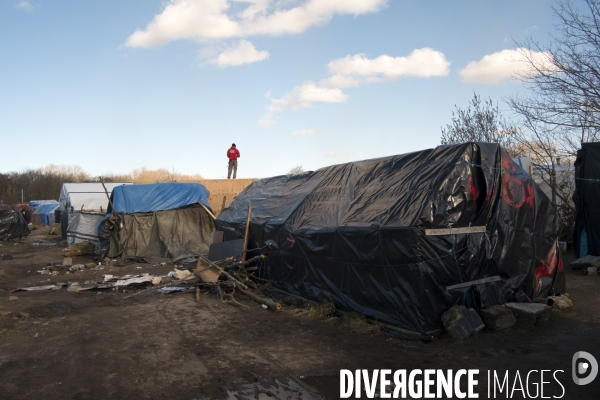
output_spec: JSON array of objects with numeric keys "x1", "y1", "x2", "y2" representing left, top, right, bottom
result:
[
  {"x1": 59, "y1": 182, "x2": 132, "y2": 246},
  {"x1": 59, "y1": 183, "x2": 131, "y2": 213}
]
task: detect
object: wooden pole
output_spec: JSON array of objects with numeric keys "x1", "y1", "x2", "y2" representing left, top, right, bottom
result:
[
  {"x1": 220, "y1": 195, "x2": 227, "y2": 214},
  {"x1": 241, "y1": 204, "x2": 251, "y2": 262}
]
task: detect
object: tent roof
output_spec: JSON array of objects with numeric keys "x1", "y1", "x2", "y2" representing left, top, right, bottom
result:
[
  {"x1": 59, "y1": 182, "x2": 132, "y2": 212},
  {"x1": 108, "y1": 182, "x2": 211, "y2": 215}
]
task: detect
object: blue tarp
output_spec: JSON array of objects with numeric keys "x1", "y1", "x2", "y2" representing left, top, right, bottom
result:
[
  {"x1": 32, "y1": 202, "x2": 60, "y2": 225},
  {"x1": 107, "y1": 183, "x2": 211, "y2": 215}
]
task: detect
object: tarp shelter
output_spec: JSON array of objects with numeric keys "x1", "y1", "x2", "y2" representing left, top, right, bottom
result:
[
  {"x1": 101, "y1": 182, "x2": 215, "y2": 259},
  {"x1": 574, "y1": 142, "x2": 600, "y2": 257},
  {"x1": 31, "y1": 201, "x2": 60, "y2": 226},
  {"x1": 216, "y1": 142, "x2": 565, "y2": 337},
  {"x1": 59, "y1": 182, "x2": 131, "y2": 246},
  {"x1": 0, "y1": 210, "x2": 30, "y2": 241}
]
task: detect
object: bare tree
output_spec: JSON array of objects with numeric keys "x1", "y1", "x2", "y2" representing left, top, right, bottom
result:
[
  {"x1": 509, "y1": 0, "x2": 600, "y2": 152},
  {"x1": 287, "y1": 166, "x2": 305, "y2": 176},
  {"x1": 507, "y1": 0, "x2": 600, "y2": 241},
  {"x1": 441, "y1": 92, "x2": 521, "y2": 156}
]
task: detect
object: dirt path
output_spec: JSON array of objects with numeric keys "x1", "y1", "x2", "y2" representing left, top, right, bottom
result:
[{"x1": 0, "y1": 227, "x2": 599, "y2": 399}]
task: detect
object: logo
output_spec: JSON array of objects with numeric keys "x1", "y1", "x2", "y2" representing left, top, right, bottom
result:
[{"x1": 572, "y1": 351, "x2": 598, "y2": 385}]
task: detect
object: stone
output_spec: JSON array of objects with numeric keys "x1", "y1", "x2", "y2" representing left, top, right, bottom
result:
[
  {"x1": 85, "y1": 263, "x2": 96, "y2": 269},
  {"x1": 62, "y1": 257, "x2": 73, "y2": 267},
  {"x1": 480, "y1": 305, "x2": 516, "y2": 331},
  {"x1": 504, "y1": 302, "x2": 552, "y2": 324},
  {"x1": 441, "y1": 305, "x2": 485, "y2": 340},
  {"x1": 548, "y1": 295, "x2": 573, "y2": 310},
  {"x1": 515, "y1": 290, "x2": 532, "y2": 303},
  {"x1": 586, "y1": 267, "x2": 598, "y2": 276},
  {"x1": 1, "y1": 254, "x2": 13, "y2": 260},
  {"x1": 8, "y1": 296, "x2": 18, "y2": 301},
  {"x1": 569, "y1": 255, "x2": 600, "y2": 270}
]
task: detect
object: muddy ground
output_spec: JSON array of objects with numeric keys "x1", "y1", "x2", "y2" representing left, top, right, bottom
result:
[{"x1": 0, "y1": 226, "x2": 599, "y2": 400}]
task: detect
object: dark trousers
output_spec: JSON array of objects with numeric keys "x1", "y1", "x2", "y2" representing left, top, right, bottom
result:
[{"x1": 227, "y1": 160, "x2": 238, "y2": 179}]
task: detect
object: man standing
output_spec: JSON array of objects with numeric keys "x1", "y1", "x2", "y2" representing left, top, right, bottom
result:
[{"x1": 227, "y1": 143, "x2": 240, "y2": 179}]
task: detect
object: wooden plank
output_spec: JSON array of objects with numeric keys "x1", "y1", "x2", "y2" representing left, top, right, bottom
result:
[
  {"x1": 445, "y1": 275, "x2": 501, "y2": 291},
  {"x1": 425, "y1": 226, "x2": 487, "y2": 236}
]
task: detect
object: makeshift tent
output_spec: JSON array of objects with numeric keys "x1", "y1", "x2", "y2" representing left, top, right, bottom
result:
[
  {"x1": 101, "y1": 182, "x2": 215, "y2": 259},
  {"x1": 31, "y1": 201, "x2": 60, "y2": 226},
  {"x1": 67, "y1": 212, "x2": 105, "y2": 247},
  {"x1": 59, "y1": 183, "x2": 131, "y2": 213},
  {"x1": 0, "y1": 210, "x2": 30, "y2": 241},
  {"x1": 574, "y1": 142, "x2": 600, "y2": 257},
  {"x1": 216, "y1": 142, "x2": 565, "y2": 337},
  {"x1": 58, "y1": 182, "x2": 131, "y2": 245}
]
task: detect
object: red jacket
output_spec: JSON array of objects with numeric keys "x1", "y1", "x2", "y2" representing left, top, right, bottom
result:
[{"x1": 227, "y1": 146, "x2": 240, "y2": 160}]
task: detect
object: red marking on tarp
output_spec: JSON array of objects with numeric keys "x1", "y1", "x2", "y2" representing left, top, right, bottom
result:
[
  {"x1": 286, "y1": 234, "x2": 295, "y2": 248},
  {"x1": 469, "y1": 176, "x2": 478, "y2": 201},
  {"x1": 500, "y1": 155, "x2": 535, "y2": 213},
  {"x1": 533, "y1": 244, "x2": 563, "y2": 290}
]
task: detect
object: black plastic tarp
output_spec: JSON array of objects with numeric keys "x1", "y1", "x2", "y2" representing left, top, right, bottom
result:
[
  {"x1": 574, "y1": 142, "x2": 600, "y2": 257},
  {"x1": 0, "y1": 210, "x2": 30, "y2": 241},
  {"x1": 216, "y1": 142, "x2": 565, "y2": 337}
]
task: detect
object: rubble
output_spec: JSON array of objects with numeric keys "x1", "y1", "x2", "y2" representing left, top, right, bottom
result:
[
  {"x1": 569, "y1": 255, "x2": 600, "y2": 270},
  {"x1": 441, "y1": 305, "x2": 485, "y2": 340},
  {"x1": 504, "y1": 302, "x2": 552, "y2": 324},
  {"x1": 480, "y1": 306, "x2": 516, "y2": 331},
  {"x1": 582, "y1": 267, "x2": 598, "y2": 276},
  {"x1": 548, "y1": 294, "x2": 574, "y2": 310}
]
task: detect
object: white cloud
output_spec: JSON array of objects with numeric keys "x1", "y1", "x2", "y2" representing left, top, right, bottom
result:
[
  {"x1": 261, "y1": 48, "x2": 449, "y2": 125},
  {"x1": 125, "y1": 0, "x2": 387, "y2": 48},
  {"x1": 267, "y1": 81, "x2": 347, "y2": 113},
  {"x1": 459, "y1": 48, "x2": 555, "y2": 85},
  {"x1": 210, "y1": 40, "x2": 269, "y2": 67},
  {"x1": 325, "y1": 151, "x2": 354, "y2": 157},
  {"x1": 326, "y1": 48, "x2": 451, "y2": 80},
  {"x1": 292, "y1": 129, "x2": 317, "y2": 136},
  {"x1": 15, "y1": 1, "x2": 34, "y2": 12}
]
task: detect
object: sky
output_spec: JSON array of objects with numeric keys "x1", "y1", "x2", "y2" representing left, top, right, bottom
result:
[{"x1": 0, "y1": 0, "x2": 566, "y2": 179}]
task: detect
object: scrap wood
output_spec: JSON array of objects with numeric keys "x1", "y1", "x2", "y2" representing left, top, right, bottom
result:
[{"x1": 235, "y1": 284, "x2": 281, "y2": 311}]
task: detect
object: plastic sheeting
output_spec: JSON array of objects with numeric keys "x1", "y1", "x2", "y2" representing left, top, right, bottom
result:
[
  {"x1": 66, "y1": 212, "x2": 105, "y2": 247},
  {"x1": 59, "y1": 182, "x2": 131, "y2": 212},
  {"x1": 107, "y1": 182, "x2": 211, "y2": 214},
  {"x1": 216, "y1": 142, "x2": 565, "y2": 337},
  {"x1": 117, "y1": 207, "x2": 214, "y2": 259},
  {"x1": 574, "y1": 142, "x2": 600, "y2": 257},
  {"x1": 0, "y1": 210, "x2": 30, "y2": 241},
  {"x1": 32, "y1": 201, "x2": 60, "y2": 226},
  {"x1": 101, "y1": 183, "x2": 214, "y2": 259}
]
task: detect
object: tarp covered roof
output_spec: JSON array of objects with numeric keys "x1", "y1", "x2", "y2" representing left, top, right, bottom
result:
[
  {"x1": 107, "y1": 182, "x2": 211, "y2": 215},
  {"x1": 59, "y1": 183, "x2": 131, "y2": 212},
  {"x1": 216, "y1": 142, "x2": 565, "y2": 337},
  {"x1": 32, "y1": 202, "x2": 60, "y2": 226}
]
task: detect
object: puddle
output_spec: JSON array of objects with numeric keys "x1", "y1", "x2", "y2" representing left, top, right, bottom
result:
[{"x1": 224, "y1": 377, "x2": 322, "y2": 400}]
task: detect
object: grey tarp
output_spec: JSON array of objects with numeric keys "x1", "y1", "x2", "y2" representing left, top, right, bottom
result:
[
  {"x1": 66, "y1": 212, "x2": 105, "y2": 247},
  {"x1": 119, "y1": 206, "x2": 214, "y2": 259}
]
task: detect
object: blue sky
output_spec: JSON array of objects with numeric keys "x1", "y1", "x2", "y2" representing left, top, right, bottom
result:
[{"x1": 0, "y1": 0, "x2": 562, "y2": 179}]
